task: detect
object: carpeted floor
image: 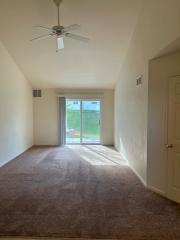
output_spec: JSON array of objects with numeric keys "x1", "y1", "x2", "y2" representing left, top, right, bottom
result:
[{"x1": 0, "y1": 145, "x2": 180, "y2": 240}]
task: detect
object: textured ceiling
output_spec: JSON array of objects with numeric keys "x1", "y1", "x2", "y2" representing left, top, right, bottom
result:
[{"x1": 0, "y1": 0, "x2": 142, "y2": 89}]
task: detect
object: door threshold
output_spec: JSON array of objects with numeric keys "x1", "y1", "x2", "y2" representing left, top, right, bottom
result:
[{"x1": 65, "y1": 143, "x2": 101, "y2": 145}]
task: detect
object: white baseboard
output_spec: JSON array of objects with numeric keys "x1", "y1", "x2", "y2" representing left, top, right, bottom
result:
[
  {"x1": 129, "y1": 164, "x2": 166, "y2": 196},
  {"x1": 146, "y1": 184, "x2": 166, "y2": 197},
  {"x1": 114, "y1": 149, "x2": 166, "y2": 198},
  {"x1": 116, "y1": 151, "x2": 147, "y2": 187},
  {"x1": 128, "y1": 164, "x2": 147, "y2": 187}
]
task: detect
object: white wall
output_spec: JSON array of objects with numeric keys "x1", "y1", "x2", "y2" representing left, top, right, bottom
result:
[
  {"x1": 34, "y1": 89, "x2": 114, "y2": 146},
  {"x1": 148, "y1": 51, "x2": 180, "y2": 195},
  {"x1": 34, "y1": 89, "x2": 59, "y2": 146},
  {"x1": 115, "y1": 0, "x2": 180, "y2": 183},
  {"x1": 0, "y1": 41, "x2": 33, "y2": 167}
]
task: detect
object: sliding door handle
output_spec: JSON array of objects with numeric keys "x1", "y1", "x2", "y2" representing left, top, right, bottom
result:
[{"x1": 166, "y1": 144, "x2": 174, "y2": 149}]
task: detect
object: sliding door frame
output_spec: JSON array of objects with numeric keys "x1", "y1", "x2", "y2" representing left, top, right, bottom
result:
[{"x1": 66, "y1": 98, "x2": 102, "y2": 145}]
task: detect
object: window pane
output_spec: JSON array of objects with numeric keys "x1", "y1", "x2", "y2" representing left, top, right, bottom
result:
[
  {"x1": 66, "y1": 100, "x2": 81, "y2": 144},
  {"x1": 82, "y1": 100, "x2": 100, "y2": 144}
]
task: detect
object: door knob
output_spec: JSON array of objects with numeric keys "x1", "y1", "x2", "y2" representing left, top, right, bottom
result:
[{"x1": 166, "y1": 144, "x2": 174, "y2": 148}]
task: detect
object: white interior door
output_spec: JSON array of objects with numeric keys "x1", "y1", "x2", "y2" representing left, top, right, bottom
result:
[{"x1": 167, "y1": 76, "x2": 180, "y2": 203}]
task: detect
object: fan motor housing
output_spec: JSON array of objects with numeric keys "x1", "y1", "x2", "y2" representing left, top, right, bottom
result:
[{"x1": 53, "y1": 25, "x2": 64, "y2": 35}]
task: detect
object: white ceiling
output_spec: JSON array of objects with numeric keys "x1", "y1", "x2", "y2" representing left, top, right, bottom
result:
[{"x1": 0, "y1": 0, "x2": 142, "y2": 89}]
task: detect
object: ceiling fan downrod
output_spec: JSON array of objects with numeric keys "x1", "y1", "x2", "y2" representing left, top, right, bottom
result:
[{"x1": 53, "y1": 0, "x2": 62, "y2": 26}]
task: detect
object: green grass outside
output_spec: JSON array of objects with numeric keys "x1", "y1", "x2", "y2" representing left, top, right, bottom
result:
[{"x1": 66, "y1": 109, "x2": 100, "y2": 139}]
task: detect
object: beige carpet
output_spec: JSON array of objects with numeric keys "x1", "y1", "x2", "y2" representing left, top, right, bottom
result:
[{"x1": 0, "y1": 145, "x2": 180, "y2": 239}]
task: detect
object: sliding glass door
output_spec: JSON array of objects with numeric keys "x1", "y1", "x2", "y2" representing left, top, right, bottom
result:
[
  {"x1": 66, "y1": 99, "x2": 101, "y2": 144},
  {"x1": 82, "y1": 100, "x2": 101, "y2": 143},
  {"x1": 66, "y1": 100, "x2": 81, "y2": 144}
]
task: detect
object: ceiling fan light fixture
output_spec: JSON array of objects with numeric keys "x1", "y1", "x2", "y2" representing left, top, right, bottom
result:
[{"x1": 57, "y1": 37, "x2": 64, "y2": 50}]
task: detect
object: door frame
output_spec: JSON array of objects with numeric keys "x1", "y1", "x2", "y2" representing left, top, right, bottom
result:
[
  {"x1": 166, "y1": 76, "x2": 180, "y2": 203},
  {"x1": 65, "y1": 98, "x2": 102, "y2": 145}
]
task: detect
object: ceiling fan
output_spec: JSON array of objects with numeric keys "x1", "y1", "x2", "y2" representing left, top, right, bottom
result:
[{"x1": 31, "y1": 0, "x2": 89, "y2": 51}]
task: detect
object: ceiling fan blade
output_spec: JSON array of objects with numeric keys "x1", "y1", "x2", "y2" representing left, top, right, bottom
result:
[
  {"x1": 65, "y1": 33, "x2": 89, "y2": 43},
  {"x1": 31, "y1": 33, "x2": 55, "y2": 42},
  {"x1": 62, "y1": 24, "x2": 80, "y2": 32},
  {"x1": 33, "y1": 25, "x2": 52, "y2": 31},
  {"x1": 57, "y1": 37, "x2": 64, "y2": 50}
]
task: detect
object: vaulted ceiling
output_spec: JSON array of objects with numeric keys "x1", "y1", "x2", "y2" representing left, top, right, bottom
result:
[{"x1": 0, "y1": 0, "x2": 142, "y2": 88}]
